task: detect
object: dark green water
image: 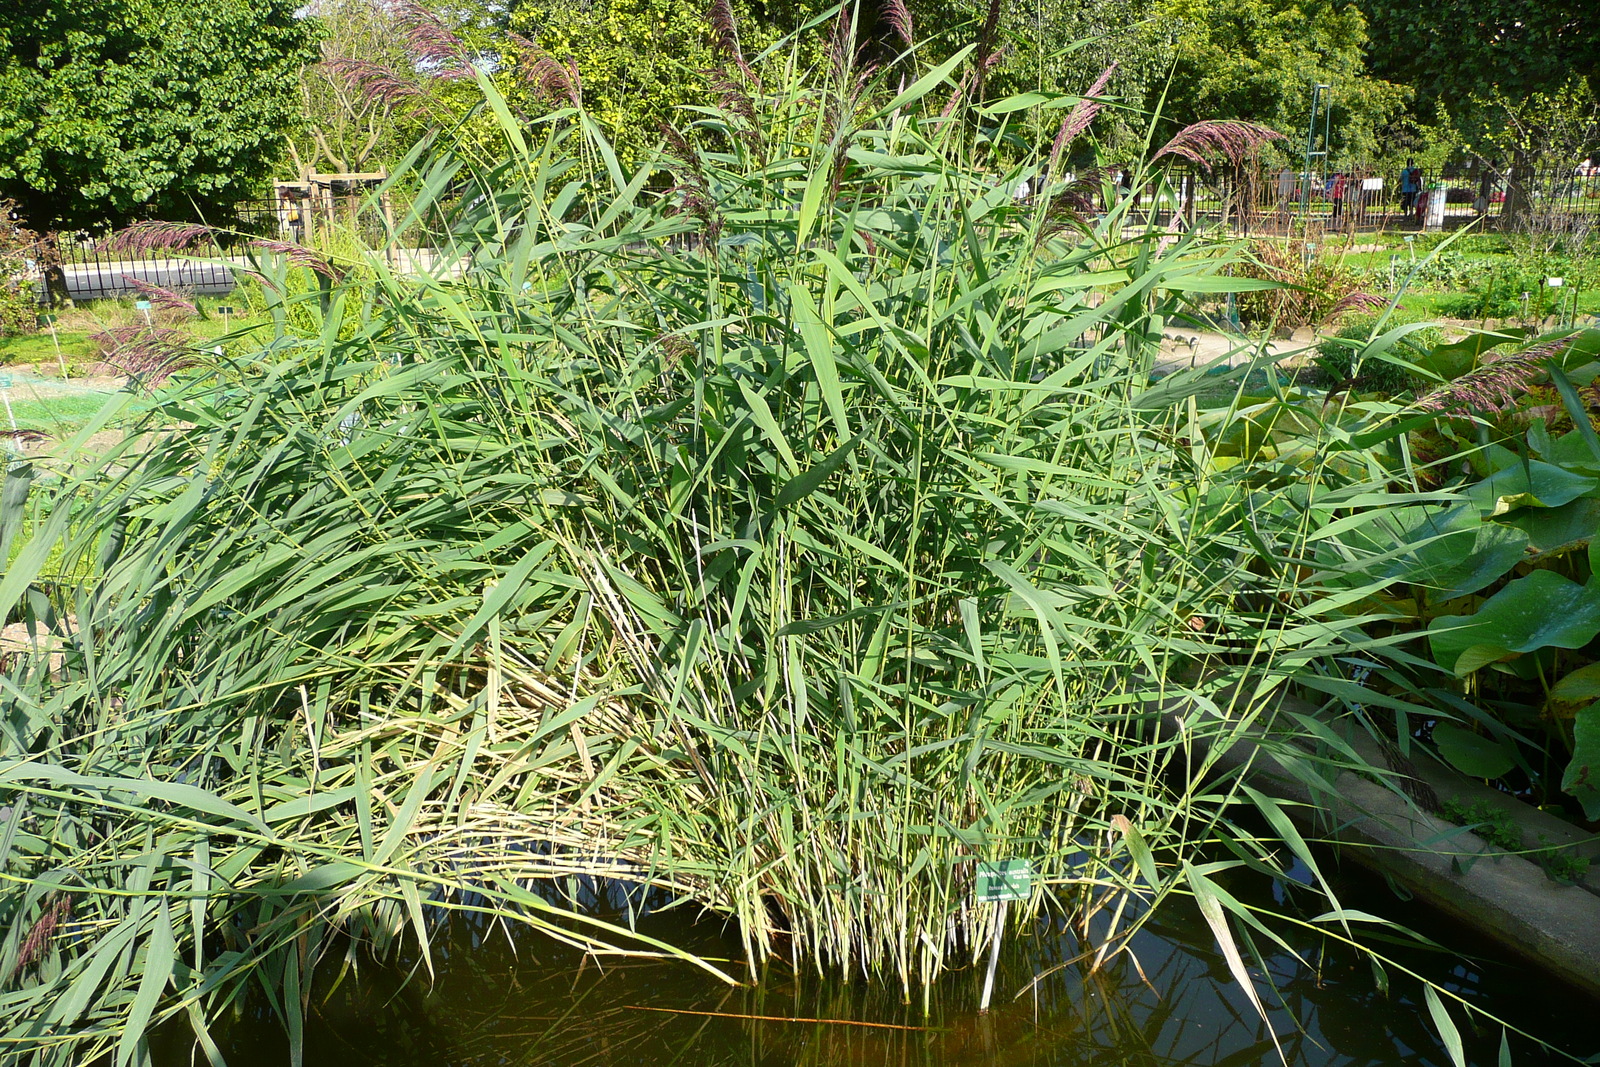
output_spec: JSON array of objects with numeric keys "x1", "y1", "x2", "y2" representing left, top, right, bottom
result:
[{"x1": 154, "y1": 862, "x2": 1599, "y2": 1067}]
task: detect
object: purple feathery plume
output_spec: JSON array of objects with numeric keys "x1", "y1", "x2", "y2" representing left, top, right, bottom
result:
[
  {"x1": 532, "y1": 56, "x2": 582, "y2": 108},
  {"x1": 119, "y1": 276, "x2": 198, "y2": 315},
  {"x1": 880, "y1": 0, "x2": 913, "y2": 47},
  {"x1": 707, "y1": 0, "x2": 751, "y2": 77},
  {"x1": 1416, "y1": 339, "x2": 1572, "y2": 416},
  {"x1": 708, "y1": 68, "x2": 758, "y2": 127},
  {"x1": 325, "y1": 58, "x2": 428, "y2": 109},
  {"x1": 94, "y1": 325, "x2": 199, "y2": 384},
  {"x1": 827, "y1": 2, "x2": 856, "y2": 79},
  {"x1": 971, "y1": 0, "x2": 1004, "y2": 97},
  {"x1": 1049, "y1": 64, "x2": 1117, "y2": 173},
  {"x1": 1037, "y1": 168, "x2": 1108, "y2": 239},
  {"x1": 657, "y1": 123, "x2": 722, "y2": 246},
  {"x1": 939, "y1": 71, "x2": 973, "y2": 120},
  {"x1": 8, "y1": 894, "x2": 72, "y2": 982},
  {"x1": 250, "y1": 240, "x2": 346, "y2": 281},
  {"x1": 507, "y1": 34, "x2": 583, "y2": 108},
  {"x1": 389, "y1": 0, "x2": 467, "y2": 65},
  {"x1": 707, "y1": 68, "x2": 765, "y2": 162},
  {"x1": 101, "y1": 221, "x2": 215, "y2": 255},
  {"x1": 1154, "y1": 120, "x2": 1284, "y2": 172},
  {"x1": 1329, "y1": 291, "x2": 1390, "y2": 318},
  {"x1": 659, "y1": 122, "x2": 707, "y2": 185}
]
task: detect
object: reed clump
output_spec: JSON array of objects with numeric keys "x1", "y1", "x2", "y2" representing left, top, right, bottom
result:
[{"x1": 0, "y1": 29, "x2": 1390, "y2": 1065}]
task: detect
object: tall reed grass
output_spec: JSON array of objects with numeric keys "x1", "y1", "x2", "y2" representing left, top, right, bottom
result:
[{"x1": 0, "y1": 20, "x2": 1468, "y2": 1066}]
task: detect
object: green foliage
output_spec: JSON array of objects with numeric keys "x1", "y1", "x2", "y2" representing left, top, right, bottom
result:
[
  {"x1": 0, "y1": 199, "x2": 41, "y2": 337},
  {"x1": 1437, "y1": 797, "x2": 1522, "y2": 851},
  {"x1": 0, "y1": 49, "x2": 1433, "y2": 1065},
  {"x1": 505, "y1": 0, "x2": 794, "y2": 164},
  {"x1": 1315, "y1": 331, "x2": 1600, "y2": 817},
  {"x1": 1460, "y1": 76, "x2": 1599, "y2": 173},
  {"x1": 1564, "y1": 702, "x2": 1600, "y2": 820},
  {"x1": 0, "y1": 0, "x2": 316, "y2": 230},
  {"x1": 1445, "y1": 254, "x2": 1596, "y2": 321},
  {"x1": 1234, "y1": 238, "x2": 1362, "y2": 329},
  {"x1": 290, "y1": 0, "x2": 512, "y2": 178},
  {"x1": 1438, "y1": 796, "x2": 1592, "y2": 882},
  {"x1": 910, "y1": 0, "x2": 1173, "y2": 155},
  {"x1": 291, "y1": 0, "x2": 438, "y2": 175},
  {"x1": 1154, "y1": 0, "x2": 1405, "y2": 158},
  {"x1": 1391, "y1": 251, "x2": 1477, "y2": 292},
  {"x1": 1358, "y1": 0, "x2": 1599, "y2": 114}
]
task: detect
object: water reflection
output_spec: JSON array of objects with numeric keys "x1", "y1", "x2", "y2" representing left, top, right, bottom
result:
[{"x1": 158, "y1": 869, "x2": 1596, "y2": 1066}]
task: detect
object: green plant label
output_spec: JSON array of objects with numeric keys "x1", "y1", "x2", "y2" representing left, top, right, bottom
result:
[
  {"x1": 37, "y1": 314, "x2": 56, "y2": 326},
  {"x1": 975, "y1": 859, "x2": 1034, "y2": 903},
  {"x1": 216, "y1": 306, "x2": 236, "y2": 315},
  {"x1": 0, "y1": 375, "x2": 12, "y2": 389},
  {"x1": 134, "y1": 300, "x2": 152, "y2": 310}
]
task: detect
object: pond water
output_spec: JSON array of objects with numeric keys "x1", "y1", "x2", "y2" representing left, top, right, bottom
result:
[{"x1": 154, "y1": 861, "x2": 1598, "y2": 1067}]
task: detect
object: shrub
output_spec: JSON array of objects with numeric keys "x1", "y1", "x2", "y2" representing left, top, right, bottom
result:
[
  {"x1": 0, "y1": 33, "x2": 1463, "y2": 1067},
  {"x1": 1235, "y1": 238, "x2": 1361, "y2": 329},
  {"x1": 1, "y1": 199, "x2": 43, "y2": 337}
]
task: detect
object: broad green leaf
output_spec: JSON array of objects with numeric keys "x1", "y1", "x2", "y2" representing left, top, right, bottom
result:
[
  {"x1": 1562, "y1": 703, "x2": 1600, "y2": 820},
  {"x1": 1396, "y1": 517, "x2": 1528, "y2": 601},
  {"x1": 1432, "y1": 722, "x2": 1515, "y2": 779},
  {"x1": 1551, "y1": 663, "x2": 1600, "y2": 703},
  {"x1": 1453, "y1": 644, "x2": 1517, "y2": 677},
  {"x1": 1119, "y1": 818, "x2": 1160, "y2": 891},
  {"x1": 117, "y1": 902, "x2": 175, "y2": 1067},
  {"x1": 777, "y1": 434, "x2": 862, "y2": 508},
  {"x1": 1428, "y1": 571, "x2": 1600, "y2": 675},
  {"x1": 1414, "y1": 330, "x2": 1520, "y2": 381},
  {"x1": 1504, "y1": 496, "x2": 1600, "y2": 557},
  {"x1": 789, "y1": 284, "x2": 851, "y2": 441},
  {"x1": 1241, "y1": 785, "x2": 1343, "y2": 918},
  {"x1": 867, "y1": 45, "x2": 975, "y2": 120},
  {"x1": 1184, "y1": 863, "x2": 1282, "y2": 1057},
  {"x1": 0, "y1": 763, "x2": 269, "y2": 835},
  {"x1": 1467, "y1": 461, "x2": 1599, "y2": 517}
]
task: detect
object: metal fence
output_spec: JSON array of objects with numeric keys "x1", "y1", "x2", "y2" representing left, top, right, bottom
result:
[
  {"x1": 1152, "y1": 163, "x2": 1600, "y2": 235},
  {"x1": 49, "y1": 201, "x2": 284, "y2": 302},
  {"x1": 46, "y1": 190, "x2": 445, "y2": 303}
]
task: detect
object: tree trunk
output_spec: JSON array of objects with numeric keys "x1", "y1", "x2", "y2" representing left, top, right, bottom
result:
[
  {"x1": 1501, "y1": 152, "x2": 1534, "y2": 229},
  {"x1": 39, "y1": 236, "x2": 71, "y2": 308}
]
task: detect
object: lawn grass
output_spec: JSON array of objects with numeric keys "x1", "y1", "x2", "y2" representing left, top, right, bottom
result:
[
  {"x1": 1, "y1": 293, "x2": 271, "y2": 370},
  {"x1": 0, "y1": 389, "x2": 111, "y2": 435}
]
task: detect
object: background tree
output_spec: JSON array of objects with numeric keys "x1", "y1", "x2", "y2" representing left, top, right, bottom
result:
[
  {"x1": 911, "y1": 0, "x2": 1172, "y2": 158},
  {"x1": 505, "y1": 0, "x2": 805, "y2": 164},
  {"x1": 1358, "y1": 0, "x2": 1598, "y2": 112},
  {"x1": 0, "y1": 0, "x2": 315, "y2": 232},
  {"x1": 1359, "y1": 0, "x2": 1598, "y2": 219},
  {"x1": 292, "y1": 0, "x2": 437, "y2": 177},
  {"x1": 1154, "y1": 0, "x2": 1403, "y2": 161},
  {"x1": 290, "y1": 0, "x2": 534, "y2": 186}
]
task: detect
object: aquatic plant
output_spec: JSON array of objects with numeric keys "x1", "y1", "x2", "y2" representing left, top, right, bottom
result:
[{"x1": 0, "y1": 21, "x2": 1539, "y2": 1067}]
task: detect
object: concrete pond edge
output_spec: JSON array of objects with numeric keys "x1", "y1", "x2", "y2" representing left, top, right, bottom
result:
[{"x1": 1172, "y1": 691, "x2": 1600, "y2": 1001}]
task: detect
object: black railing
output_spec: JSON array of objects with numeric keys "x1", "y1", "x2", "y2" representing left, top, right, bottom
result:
[
  {"x1": 47, "y1": 193, "x2": 450, "y2": 303},
  {"x1": 1166, "y1": 164, "x2": 1600, "y2": 234}
]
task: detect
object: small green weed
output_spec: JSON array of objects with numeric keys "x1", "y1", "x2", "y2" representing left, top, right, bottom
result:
[
  {"x1": 1439, "y1": 797, "x2": 1522, "y2": 852},
  {"x1": 1439, "y1": 797, "x2": 1591, "y2": 883}
]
